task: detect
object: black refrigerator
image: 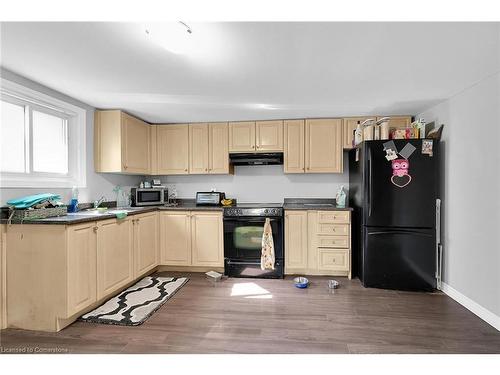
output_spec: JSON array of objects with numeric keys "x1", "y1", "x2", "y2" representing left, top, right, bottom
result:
[{"x1": 349, "y1": 139, "x2": 441, "y2": 291}]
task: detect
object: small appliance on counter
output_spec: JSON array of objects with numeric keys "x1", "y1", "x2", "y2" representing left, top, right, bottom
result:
[
  {"x1": 195, "y1": 191, "x2": 226, "y2": 206},
  {"x1": 131, "y1": 187, "x2": 167, "y2": 206}
]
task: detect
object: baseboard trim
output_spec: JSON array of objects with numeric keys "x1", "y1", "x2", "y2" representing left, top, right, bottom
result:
[{"x1": 441, "y1": 282, "x2": 500, "y2": 331}]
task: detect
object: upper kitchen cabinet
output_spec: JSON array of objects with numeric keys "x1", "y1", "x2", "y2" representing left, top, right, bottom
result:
[
  {"x1": 377, "y1": 115, "x2": 412, "y2": 130},
  {"x1": 305, "y1": 119, "x2": 343, "y2": 173},
  {"x1": 189, "y1": 122, "x2": 231, "y2": 174},
  {"x1": 343, "y1": 117, "x2": 372, "y2": 149},
  {"x1": 229, "y1": 121, "x2": 256, "y2": 152},
  {"x1": 256, "y1": 120, "x2": 284, "y2": 152},
  {"x1": 94, "y1": 110, "x2": 151, "y2": 174},
  {"x1": 284, "y1": 119, "x2": 305, "y2": 173},
  {"x1": 157, "y1": 124, "x2": 189, "y2": 175},
  {"x1": 229, "y1": 120, "x2": 284, "y2": 153}
]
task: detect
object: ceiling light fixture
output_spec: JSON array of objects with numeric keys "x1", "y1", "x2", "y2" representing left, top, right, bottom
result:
[{"x1": 144, "y1": 21, "x2": 193, "y2": 55}]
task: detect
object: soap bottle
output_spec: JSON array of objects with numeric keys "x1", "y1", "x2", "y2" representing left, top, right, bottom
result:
[
  {"x1": 335, "y1": 186, "x2": 346, "y2": 208},
  {"x1": 69, "y1": 186, "x2": 79, "y2": 213}
]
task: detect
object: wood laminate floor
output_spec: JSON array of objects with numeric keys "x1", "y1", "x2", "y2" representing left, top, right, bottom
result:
[{"x1": 1, "y1": 272, "x2": 500, "y2": 354}]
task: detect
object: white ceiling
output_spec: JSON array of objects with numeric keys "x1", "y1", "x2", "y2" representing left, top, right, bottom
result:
[{"x1": 1, "y1": 22, "x2": 499, "y2": 123}]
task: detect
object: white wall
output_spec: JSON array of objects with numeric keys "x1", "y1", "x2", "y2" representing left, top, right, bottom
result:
[
  {"x1": 0, "y1": 68, "x2": 142, "y2": 205},
  {"x1": 417, "y1": 72, "x2": 500, "y2": 321},
  {"x1": 156, "y1": 158, "x2": 349, "y2": 203}
]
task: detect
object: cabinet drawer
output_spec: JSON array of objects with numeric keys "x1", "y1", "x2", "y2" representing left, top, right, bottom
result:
[
  {"x1": 317, "y1": 223, "x2": 349, "y2": 236},
  {"x1": 316, "y1": 235, "x2": 349, "y2": 248},
  {"x1": 318, "y1": 211, "x2": 350, "y2": 224},
  {"x1": 318, "y1": 249, "x2": 349, "y2": 271}
]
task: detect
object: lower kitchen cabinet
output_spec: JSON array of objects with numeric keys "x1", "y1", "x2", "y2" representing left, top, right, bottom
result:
[
  {"x1": 284, "y1": 210, "x2": 309, "y2": 273},
  {"x1": 1, "y1": 225, "x2": 6, "y2": 330},
  {"x1": 67, "y1": 222, "x2": 97, "y2": 317},
  {"x1": 96, "y1": 218, "x2": 134, "y2": 299},
  {"x1": 160, "y1": 211, "x2": 224, "y2": 268},
  {"x1": 160, "y1": 211, "x2": 192, "y2": 265},
  {"x1": 284, "y1": 210, "x2": 352, "y2": 278},
  {"x1": 133, "y1": 212, "x2": 159, "y2": 277},
  {"x1": 191, "y1": 212, "x2": 224, "y2": 267},
  {"x1": 4, "y1": 213, "x2": 160, "y2": 332}
]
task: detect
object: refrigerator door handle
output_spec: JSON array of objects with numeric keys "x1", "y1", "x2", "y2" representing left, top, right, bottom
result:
[
  {"x1": 367, "y1": 147, "x2": 373, "y2": 217},
  {"x1": 436, "y1": 198, "x2": 442, "y2": 289}
]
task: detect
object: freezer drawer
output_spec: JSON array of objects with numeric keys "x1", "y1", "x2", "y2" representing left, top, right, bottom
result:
[{"x1": 363, "y1": 227, "x2": 436, "y2": 291}]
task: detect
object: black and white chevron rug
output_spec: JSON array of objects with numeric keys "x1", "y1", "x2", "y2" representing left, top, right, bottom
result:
[{"x1": 79, "y1": 276, "x2": 188, "y2": 326}]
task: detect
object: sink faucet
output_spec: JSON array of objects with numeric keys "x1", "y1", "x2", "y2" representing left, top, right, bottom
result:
[{"x1": 94, "y1": 195, "x2": 107, "y2": 209}]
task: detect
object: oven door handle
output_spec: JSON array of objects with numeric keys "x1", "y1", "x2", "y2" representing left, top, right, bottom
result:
[
  {"x1": 226, "y1": 260, "x2": 281, "y2": 265},
  {"x1": 223, "y1": 217, "x2": 282, "y2": 223}
]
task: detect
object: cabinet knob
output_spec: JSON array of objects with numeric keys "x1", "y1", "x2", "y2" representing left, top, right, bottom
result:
[
  {"x1": 256, "y1": 145, "x2": 260, "y2": 149},
  {"x1": 185, "y1": 168, "x2": 188, "y2": 172},
  {"x1": 205, "y1": 168, "x2": 208, "y2": 171},
  {"x1": 93, "y1": 226, "x2": 98, "y2": 232}
]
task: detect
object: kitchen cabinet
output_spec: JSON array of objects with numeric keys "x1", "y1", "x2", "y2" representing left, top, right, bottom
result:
[
  {"x1": 0, "y1": 225, "x2": 6, "y2": 330},
  {"x1": 157, "y1": 124, "x2": 189, "y2": 175},
  {"x1": 256, "y1": 120, "x2": 284, "y2": 152},
  {"x1": 160, "y1": 211, "x2": 192, "y2": 265},
  {"x1": 284, "y1": 210, "x2": 308, "y2": 273},
  {"x1": 160, "y1": 211, "x2": 224, "y2": 268},
  {"x1": 96, "y1": 218, "x2": 134, "y2": 299},
  {"x1": 229, "y1": 121, "x2": 284, "y2": 153},
  {"x1": 5, "y1": 213, "x2": 160, "y2": 332},
  {"x1": 133, "y1": 212, "x2": 159, "y2": 277},
  {"x1": 189, "y1": 122, "x2": 231, "y2": 174},
  {"x1": 94, "y1": 110, "x2": 151, "y2": 174},
  {"x1": 378, "y1": 115, "x2": 412, "y2": 130},
  {"x1": 284, "y1": 119, "x2": 305, "y2": 173},
  {"x1": 191, "y1": 212, "x2": 224, "y2": 267},
  {"x1": 305, "y1": 119, "x2": 343, "y2": 173},
  {"x1": 343, "y1": 117, "x2": 372, "y2": 149},
  {"x1": 209, "y1": 122, "x2": 231, "y2": 174},
  {"x1": 284, "y1": 210, "x2": 351, "y2": 278},
  {"x1": 229, "y1": 121, "x2": 256, "y2": 152},
  {"x1": 67, "y1": 223, "x2": 97, "y2": 317}
]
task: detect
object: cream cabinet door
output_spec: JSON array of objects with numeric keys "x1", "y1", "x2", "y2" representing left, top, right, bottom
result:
[
  {"x1": 133, "y1": 212, "x2": 159, "y2": 277},
  {"x1": 284, "y1": 119, "x2": 305, "y2": 173},
  {"x1": 1, "y1": 225, "x2": 6, "y2": 329},
  {"x1": 378, "y1": 116, "x2": 412, "y2": 130},
  {"x1": 305, "y1": 119, "x2": 343, "y2": 173},
  {"x1": 189, "y1": 123, "x2": 209, "y2": 174},
  {"x1": 157, "y1": 124, "x2": 189, "y2": 174},
  {"x1": 343, "y1": 117, "x2": 371, "y2": 149},
  {"x1": 160, "y1": 211, "x2": 191, "y2": 266},
  {"x1": 256, "y1": 120, "x2": 283, "y2": 152},
  {"x1": 209, "y1": 122, "x2": 229, "y2": 174},
  {"x1": 121, "y1": 113, "x2": 151, "y2": 174},
  {"x1": 229, "y1": 121, "x2": 256, "y2": 152},
  {"x1": 67, "y1": 222, "x2": 97, "y2": 316},
  {"x1": 191, "y1": 212, "x2": 224, "y2": 267},
  {"x1": 96, "y1": 218, "x2": 134, "y2": 299},
  {"x1": 285, "y1": 210, "x2": 308, "y2": 273}
]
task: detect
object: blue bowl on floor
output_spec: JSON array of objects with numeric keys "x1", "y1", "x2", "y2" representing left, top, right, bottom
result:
[{"x1": 293, "y1": 277, "x2": 309, "y2": 288}]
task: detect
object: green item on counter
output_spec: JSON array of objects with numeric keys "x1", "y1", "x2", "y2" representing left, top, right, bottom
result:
[{"x1": 113, "y1": 210, "x2": 128, "y2": 220}]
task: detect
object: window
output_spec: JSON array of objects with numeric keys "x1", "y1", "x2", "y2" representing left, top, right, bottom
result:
[{"x1": 0, "y1": 78, "x2": 86, "y2": 188}]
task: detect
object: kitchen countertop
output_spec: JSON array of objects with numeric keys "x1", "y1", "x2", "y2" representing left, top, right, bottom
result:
[
  {"x1": 1, "y1": 198, "x2": 352, "y2": 225},
  {"x1": 0, "y1": 199, "x2": 223, "y2": 225},
  {"x1": 282, "y1": 198, "x2": 353, "y2": 211}
]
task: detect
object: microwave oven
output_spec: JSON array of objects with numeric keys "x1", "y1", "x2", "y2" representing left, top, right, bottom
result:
[{"x1": 131, "y1": 188, "x2": 166, "y2": 206}]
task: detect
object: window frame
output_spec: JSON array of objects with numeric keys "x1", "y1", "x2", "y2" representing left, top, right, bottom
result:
[{"x1": 0, "y1": 78, "x2": 87, "y2": 188}]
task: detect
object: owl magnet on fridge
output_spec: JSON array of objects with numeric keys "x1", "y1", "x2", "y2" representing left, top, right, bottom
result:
[{"x1": 391, "y1": 158, "x2": 412, "y2": 188}]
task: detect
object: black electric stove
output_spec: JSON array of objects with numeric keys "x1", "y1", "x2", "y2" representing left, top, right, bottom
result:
[{"x1": 223, "y1": 203, "x2": 284, "y2": 279}]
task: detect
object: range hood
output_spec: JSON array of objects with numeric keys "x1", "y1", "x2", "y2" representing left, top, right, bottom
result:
[{"x1": 229, "y1": 152, "x2": 284, "y2": 166}]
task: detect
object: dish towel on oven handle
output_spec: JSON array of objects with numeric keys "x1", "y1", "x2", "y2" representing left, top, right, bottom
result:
[{"x1": 261, "y1": 218, "x2": 275, "y2": 270}]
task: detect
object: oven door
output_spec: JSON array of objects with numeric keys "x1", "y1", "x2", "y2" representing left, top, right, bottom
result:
[{"x1": 224, "y1": 216, "x2": 283, "y2": 260}]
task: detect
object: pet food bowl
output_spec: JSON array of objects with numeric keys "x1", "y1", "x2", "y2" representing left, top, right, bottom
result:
[
  {"x1": 293, "y1": 277, "x2": 309, "y2": 288},
  {"x1": 328, "y1": 279, "x2": 340, "y2": 289}
]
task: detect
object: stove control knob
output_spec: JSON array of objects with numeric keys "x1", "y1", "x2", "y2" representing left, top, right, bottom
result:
[
  {"x1": 238, "y1": 209, "x2": 243, "y2": 215},
  {"x1": 264, "y1": 209, "x2": 269, "y2": 214}
]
